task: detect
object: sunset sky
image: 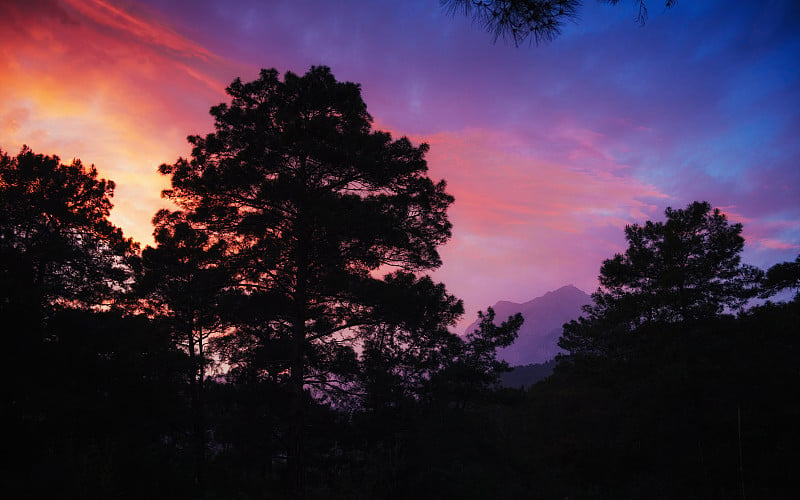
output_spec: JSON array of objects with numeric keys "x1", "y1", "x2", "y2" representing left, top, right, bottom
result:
[{"x1": 3, "y1": 0, "x2": 799, "y2": 326}]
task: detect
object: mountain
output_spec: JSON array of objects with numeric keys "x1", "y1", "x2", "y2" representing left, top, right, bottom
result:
[
  {"x1": 465, "y1": 284, "x2": 591, "y2": 366},
  {"x1": 500, "y1": 360, "x2": 557, "y2": 388}
]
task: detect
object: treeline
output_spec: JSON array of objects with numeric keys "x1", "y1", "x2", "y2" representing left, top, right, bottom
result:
[{"x1": 2, "y1": 67, "x2": 798, "y2": 499}]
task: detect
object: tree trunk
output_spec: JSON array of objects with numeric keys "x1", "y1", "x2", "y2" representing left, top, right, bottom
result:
[
  {"x1": 288, "y1": 274, "x2": 307, "y2": 499},
  {"x1": 188, "y1": 318, "x2": 206, "y2": 495},
  {"x1": 195, "y1": 327, "x2": 206, "y2": 493}
]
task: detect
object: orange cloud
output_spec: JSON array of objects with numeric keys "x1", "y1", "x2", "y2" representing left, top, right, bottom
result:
[{"x1": 0, "y1": 0, "x2": 247, "y2": 246}]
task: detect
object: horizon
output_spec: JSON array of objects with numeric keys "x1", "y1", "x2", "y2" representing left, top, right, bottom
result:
[{"x1": 2, "y1": 0, "x2": 798, "y2": 325}]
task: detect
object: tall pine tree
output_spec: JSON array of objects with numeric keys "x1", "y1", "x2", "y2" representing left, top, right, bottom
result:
[{"x1": 159, "y1": 66, "x2": 454, "y2": 496}]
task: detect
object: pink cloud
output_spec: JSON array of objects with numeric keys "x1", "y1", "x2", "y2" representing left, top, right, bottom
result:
[
  {"x1": 390, "y1": 127, "x2": 671, "y2": 325},
  {"x1": 61, "y1": 0, "x2": 215, "y2": 61},
  {"x1": 757, "y1": 239, "x2": 800, "y2": 251},
  {"x1": 412, "y1": 128, "x2": 667, "y2": 235}
]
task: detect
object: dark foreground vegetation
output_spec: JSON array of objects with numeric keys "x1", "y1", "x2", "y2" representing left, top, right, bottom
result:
[{"x1": 2, "y1": 67, "x2": 798, "y2": 499}]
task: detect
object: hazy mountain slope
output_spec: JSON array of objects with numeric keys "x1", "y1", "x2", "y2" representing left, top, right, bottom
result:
[{"x1": 465, "y1": 285, "x2": 591, "y2": 366}]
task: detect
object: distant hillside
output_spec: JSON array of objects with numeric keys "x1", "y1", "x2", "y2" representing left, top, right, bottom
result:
[
  {"x1": 500, "y1": 360, "x2": 556, "y2": 388},
  {"x1": 465, "y1": 285, "x2": 590, "y2": 366}
]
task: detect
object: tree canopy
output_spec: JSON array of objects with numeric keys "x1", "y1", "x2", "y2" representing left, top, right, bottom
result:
[
  {"x1": 762, "y1": 253, "x2": 800, "y2": 300},
  {"x1": 138, "y1": 209, "x2": 233, "y2": 486},
  {"x1": 158, "y1": 65, "x2": 456, "y2": 494},
  {"x1": 0, "y1": 146, "x2": 137, "y2": 319},
  {"x1": 139, "y1": 208, "x2": 231, "y2": 366},
  {"x1": 560, "y1": 201, "x2": 761, "y2": 358}
]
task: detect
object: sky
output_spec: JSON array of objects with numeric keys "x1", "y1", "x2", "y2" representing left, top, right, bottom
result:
[{"x1": 2, "y1": 0, "x2": 799, "y2": 327}]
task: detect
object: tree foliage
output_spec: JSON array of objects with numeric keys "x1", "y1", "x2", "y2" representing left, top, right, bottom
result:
[
  {"x1": 357, "y1": 276, "x2": 523, "y2": 412},
  {"x1": 442, "y1": 0, "x2": 677, "y2": 45},
  {"x1": 560, "y1": 201, "x2": 761, "y2": 358},
  {"x1": 4, "y1": 134, "x2": 799, "y2": 498},
  {"x1": 442, "y1": 0, "x2": 582, "y2": 45},
  {"x1": 0, "y1": 146, "x2": 137, "y2": 315},
  {"x1": 138, "y1": 209, "x2": 233, "y2": 486},
  {"x1": 140, "y1": 209, "x2": 230, "y2": 345},
  {"x1": 0, "y1": 146, "x2": 139, "y2": 402},
  {"x1": 158, "y1": 66, "x2": 455, "y2": 493},
  {"x1": 357, "y1": 272, "x2": 464, "y2": 411},
  {"x1": 762, "y1": 253, "x2": 800, "y2": 300},
  {"x1": 429, "y1": 307, "x2": 523, "y2": 405},
  {"x1": 0, "y1": 148, "x2": 188, "y2": 499}
]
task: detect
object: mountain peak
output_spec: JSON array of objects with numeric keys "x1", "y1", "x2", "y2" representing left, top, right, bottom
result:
[
  {"x1": 522, "y1": 284, "x2": 587, "y2": 304},
  {"x1": 466, "y1": 285, "x2": 591, "y2": 366},
  {"x1": 493, "y1": 299, "x2": 521, "y2": 308}
]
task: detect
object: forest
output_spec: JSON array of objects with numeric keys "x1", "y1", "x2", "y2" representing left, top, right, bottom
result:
[{"x1": 2, "y1": 67, "x2": 799, "y2": 500}]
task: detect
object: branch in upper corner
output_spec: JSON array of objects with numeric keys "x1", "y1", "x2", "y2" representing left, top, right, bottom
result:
[
  {"x1": 443, "y1": 0, "x2": 678, "y2": 46},
  {"x1": 442, "y1": 0, "x2": 582, "y2": 46}
]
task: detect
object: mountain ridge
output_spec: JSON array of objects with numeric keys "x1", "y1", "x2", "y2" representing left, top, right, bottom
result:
[{"x1": 465, "y1": 284, "x2": 591, "y2": 366}]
